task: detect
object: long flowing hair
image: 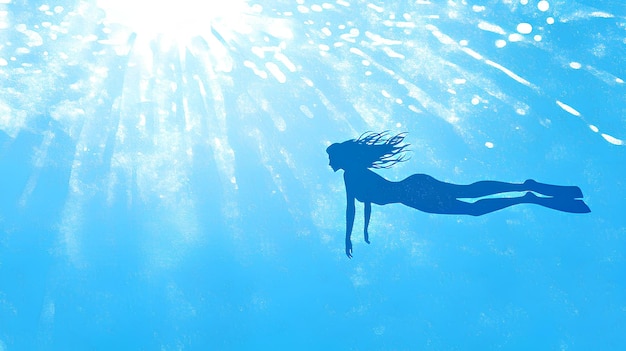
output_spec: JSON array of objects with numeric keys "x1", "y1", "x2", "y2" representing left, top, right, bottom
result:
[{"x1": 328, "y1": 131, "x2": 410, "y2": 169}]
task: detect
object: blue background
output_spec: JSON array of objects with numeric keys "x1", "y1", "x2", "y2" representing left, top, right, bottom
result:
[{"x1": 1, "y1": 0, "x2": 624, "y2": 349}]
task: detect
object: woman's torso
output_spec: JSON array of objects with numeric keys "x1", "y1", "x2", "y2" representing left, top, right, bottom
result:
[
  {"x1": 344, "y1": 170, "x2": 442, "y2": 205},
  {"x1": 344, "y1": 168, "x2": 396, "y2": 205}
]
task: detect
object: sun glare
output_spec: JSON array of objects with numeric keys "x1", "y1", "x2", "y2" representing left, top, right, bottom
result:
[{"x1": 97, "y1": 0, "x2": 257, "y2": 41}]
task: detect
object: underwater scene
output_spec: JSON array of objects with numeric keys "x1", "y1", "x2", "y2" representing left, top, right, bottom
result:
[{"x1": 0, "y1": 0, "x2": 625, "y2": 349}]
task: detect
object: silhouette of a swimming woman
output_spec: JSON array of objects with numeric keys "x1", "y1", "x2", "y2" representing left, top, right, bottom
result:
[{"x1": 327, "y1": 132, "x2": 591, "y2": 258}]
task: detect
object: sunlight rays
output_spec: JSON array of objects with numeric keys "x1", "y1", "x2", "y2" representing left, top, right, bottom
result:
[{"x1": 87, "y1": 0, "x2": 300, "y2": 268}]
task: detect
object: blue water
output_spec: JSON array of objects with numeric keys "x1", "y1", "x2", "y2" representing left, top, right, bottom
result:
[{"x1": 1, "y1": 0, "x2": 624, "y2": 349}]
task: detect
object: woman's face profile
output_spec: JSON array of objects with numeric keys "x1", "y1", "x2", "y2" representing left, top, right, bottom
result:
[
  {"x1": 326, "y1": 144, "x2": 341, "y2": 172},
  {"x1": 328, "y1": 154, "x2": 340, "y2": 172}
]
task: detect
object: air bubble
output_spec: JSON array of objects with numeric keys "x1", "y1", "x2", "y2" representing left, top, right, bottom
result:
[
  {"x1": 318, "y1": 44, "x2": 330, "y2": 51},
  {"x1": 569, "y1": 62, "x2": 582, "y2": 69},
  {"x1": 537, "y1": 1, "x2": 550, "y2": 12},
  {"x1": 516, "y1": 23, "x2": 532, "y2": 34}
]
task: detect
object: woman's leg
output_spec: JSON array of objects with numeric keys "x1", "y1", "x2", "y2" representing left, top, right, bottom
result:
[
  {"x1": 442, "y1": 180, "x2": 525, "y2": 198},
  {"x1": 402, "y1": 174, "x2": 525, "y2": 199},
  {"x1": 468, "y1": 192, "x2": 590, "y2": 216},
  {"x1": 426, "y1": 194, "x2": 529, "y2": 216},
  {"x1": 403, "y1": 195, "x2": 527, "y2": 215},
  {"x1": 440, "y1": 178, "x2": 584, "y2": 199}
]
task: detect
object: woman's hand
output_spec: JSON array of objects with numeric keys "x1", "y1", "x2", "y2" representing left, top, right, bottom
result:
[{"x1": 345, "y1": 237, "x2": 353, "y2": 258}]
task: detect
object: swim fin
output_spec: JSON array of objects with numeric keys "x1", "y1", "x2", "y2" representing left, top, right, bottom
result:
[
  {"x1": 526, "y1": 193, "x2": 591, "y2": 213},
  {"x1": 525, "y1": 179, "x2": 584, "y2": 199}
]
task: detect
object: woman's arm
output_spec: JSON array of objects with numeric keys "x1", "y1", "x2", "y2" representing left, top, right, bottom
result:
[
  {"x1": 364, "y1": 202, "x2": 371, "y2": 244},
  {"x1": 344, "y1": 173, "x2": 356, "y2": 258},
  {"x1": 345, "y1": 193, "x2": 355, "y2": 258}
]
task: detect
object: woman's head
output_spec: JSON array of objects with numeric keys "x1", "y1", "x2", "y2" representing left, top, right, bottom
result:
[{"x1": 326, "y1": 131, "x2": 410, "y2": 171}]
